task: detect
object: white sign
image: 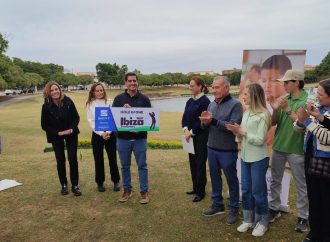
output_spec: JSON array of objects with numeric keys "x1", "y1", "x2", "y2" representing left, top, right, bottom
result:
[{"x1": 181, "y1": 135, "x2": 195, "y2": 154}]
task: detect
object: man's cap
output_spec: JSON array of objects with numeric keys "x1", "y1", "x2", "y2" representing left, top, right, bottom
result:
[{"x1": 277, "y1": 70, "x2": 304, "y2": 82}]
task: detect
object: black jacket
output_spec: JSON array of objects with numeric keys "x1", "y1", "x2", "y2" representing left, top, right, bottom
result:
[{"x1": 41, "y1": 96, "x2": 80, "y2": 143}]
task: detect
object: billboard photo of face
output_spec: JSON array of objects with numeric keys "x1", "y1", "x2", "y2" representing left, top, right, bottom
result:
[
  {"x1": 240, "y1": 49, "x2": 306, "y2": 104},
  {"x1": 239, "y1": 49, "x2": 306, "y2": 146}
]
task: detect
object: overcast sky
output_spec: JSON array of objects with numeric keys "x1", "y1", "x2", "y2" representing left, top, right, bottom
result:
[{"x1": 1, "y1": 0, "x2": 329, "y2": 74}]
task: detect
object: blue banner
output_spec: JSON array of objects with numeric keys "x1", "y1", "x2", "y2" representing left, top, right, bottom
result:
[{"x1": 95, "y1": 107, "x2": 117, "y2": 131}]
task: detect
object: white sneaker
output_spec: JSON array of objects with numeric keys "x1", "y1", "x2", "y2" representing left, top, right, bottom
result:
[
  {"x1": 252, "y1": 223, "x2": 268, "y2": 237},
  {"x1": 237, "y1": 222, "x2": 254, "y2": 233}
]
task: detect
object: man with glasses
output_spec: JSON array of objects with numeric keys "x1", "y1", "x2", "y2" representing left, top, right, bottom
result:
[
  {"x1": 112, "y1": 72, "x2": 152, "y2": 204},
  {"x1": 268, "y1": 70, "x2": 309, "y2": 232}
]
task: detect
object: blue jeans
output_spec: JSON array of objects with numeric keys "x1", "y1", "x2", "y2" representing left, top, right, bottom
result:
[
  {"x1": 208, "y1": 148, "x2": 239, "y2": 212},
  {"x1": 241, "y1": 158, "x2": 269, "y2": 216},
  {"x1": 116, "y1": 138, "x2": 148, "y2": 192}
]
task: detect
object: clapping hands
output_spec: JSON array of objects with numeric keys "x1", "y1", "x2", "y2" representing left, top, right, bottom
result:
[
  {"x1": 199, "y1": 111, "x2": 213, "y2": 125},
  {"x1": 225, "y1": 123, "x2": 246, "y2": 138}
]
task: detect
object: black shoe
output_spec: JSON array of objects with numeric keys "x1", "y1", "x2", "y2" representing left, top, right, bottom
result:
[
  {"x1": 186, "y1": 190, "x2": 195, "y2": 195},
  {"x1": 61, "y1": 184, "x2": 69, "y2": 195},
  {"x1": 269, "y1": 209, "x2": 281, "y2": 223},
  {"x1": 71, "y1": 186, "x2": 82, "y2": 196},
  {"x1": 97, "y1": 184, "x2": 106, "y2": 192},
  {"x1": 227, "y1": 211, "x2": 239, "y2": 225},
  {"x1": 192, "y1": 195, "x2": 204, "y2": 202},
  {"x1": 302, "y1": 232, "x2": 313, "y2": 242},
  {"x1": 295, "y1": 217, "x2": 308, "y2": 232},
  {"x1": 202, "y1": 205, "x2": 225, "y2": 216},
  {"x1": 113, "y1": 182, "x2": 120, "y2": 192}
]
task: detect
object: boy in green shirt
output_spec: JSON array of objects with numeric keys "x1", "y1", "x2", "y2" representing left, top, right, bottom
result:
[{"x1": 268, "y1": 70, "x2": 308, "y2": 233}]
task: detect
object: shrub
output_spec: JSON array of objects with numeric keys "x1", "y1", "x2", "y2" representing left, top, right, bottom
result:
[{"x1": 43, "y1": 138, "x2": 182, "y2": 152}]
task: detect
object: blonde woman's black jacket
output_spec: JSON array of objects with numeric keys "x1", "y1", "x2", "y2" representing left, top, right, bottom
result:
[{"x1": 41, "y1": 96, "x2": 80, "y2": 143}]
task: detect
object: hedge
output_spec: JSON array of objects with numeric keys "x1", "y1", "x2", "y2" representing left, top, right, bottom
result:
[{"x1": 43, "y1": 138, "x2": 182, "y2": 152}]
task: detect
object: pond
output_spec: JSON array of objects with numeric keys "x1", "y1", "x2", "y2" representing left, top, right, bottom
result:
[{"x1": 151, "y1": 95, "x2": 216, "y2": 112}]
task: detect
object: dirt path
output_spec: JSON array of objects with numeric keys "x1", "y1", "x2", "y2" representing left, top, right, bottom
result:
[{"x1": 0, "y1": 94, "x2": 40, "y2": 108}]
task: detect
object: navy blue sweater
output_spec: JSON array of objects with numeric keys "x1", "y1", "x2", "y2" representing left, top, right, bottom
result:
[{"x1": 182, "y1": 95, "x2": 210, "y2": 135}]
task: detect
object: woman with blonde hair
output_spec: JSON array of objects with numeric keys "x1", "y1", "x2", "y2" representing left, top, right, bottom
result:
[
  {"x1": 41, "y1": 81, "x2": 81, "y2": 196},
  {"x1": 86, "y1": 83, "x2": 120, "y2": 192},
  {"x1": 226, "y1": 83, "x2": 271, "y2": 236}
]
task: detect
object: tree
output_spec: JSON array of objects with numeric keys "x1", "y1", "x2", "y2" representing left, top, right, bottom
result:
[
  {"x1": 77, "y1": 75, "x2": 93, "y2": 85},
  {"x1": 13, "y1": 57, "x2": 64, "y2": 83},
  {"x1": 2, "y1": 64, "x2": 25, "y2": 88},
  {"x1": 0, "y1": 74, "x2": 7, "y2": 89},
  {"x1": 96, "y1": 62, "x2": 127, "y2": 85},
  {"x1": 314, "y1": 51, "x2": 330, "y2": 80},
  {"x1": 51, "y1": 73, "x2": 78, "y2": 87},
  {"x1": 24, "y1": 73, "x2": 44, "y2": 87},
  {"x1": 304, "y1": 70, "x2": 317, "y2": 83},
  {"x1": 224, "y1": 71, "x2": 242, "y2": 86},
  {"x1": 0, "y1": 33, "x2": 9, "y2": 55}
]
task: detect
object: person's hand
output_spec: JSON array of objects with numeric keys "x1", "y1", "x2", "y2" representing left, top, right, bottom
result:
[
  {"x1": 199, "y1": 111, "x2": 212, "y2": 125},
  {"x1": 268, "y1": 96, "x2": 280, "y2": 110},
  {"x1": 307, "y1": 102, "x2": 323, "y2": 122},
  {"x1": 101, "y1": 132, "x2": 110, "y2": 140},
  {"x1": 279, "y1": 98, "x2": 289, "y2": 111},
  {"x1": 237, "y1": 142, "x2": 242, "y2": 150},
  {"x1": 225, "y1": 123, "x2": 246, "y2": 137},
  {"x1": 184, "y1": 129, "x2": 192, "y2": 143},
  {"x1": 58, "y1": 129, "x2": 73, "y2": 136},
  {"x1": 297, "y1": 107, "x2": 310, "y2": 124},
  {"x1": 123, "y1": 104, "x2": 131, "y2": 108}
]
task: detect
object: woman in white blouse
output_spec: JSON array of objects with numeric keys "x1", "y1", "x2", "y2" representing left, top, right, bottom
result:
[{"x1": 86, "y1": 83, "x2": 120, "y2": 192}]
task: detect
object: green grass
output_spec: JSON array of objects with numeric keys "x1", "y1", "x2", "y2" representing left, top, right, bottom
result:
[{"x1": 0, "y1": 89, "x2": 306, "y2": 242}]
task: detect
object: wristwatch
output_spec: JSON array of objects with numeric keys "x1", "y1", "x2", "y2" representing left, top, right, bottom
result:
[{"x1": 285, "y1": 110, "x2": 292, "y2": 116}]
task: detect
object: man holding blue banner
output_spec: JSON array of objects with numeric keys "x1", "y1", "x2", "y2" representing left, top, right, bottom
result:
[{"x1": 112, "y1": 72, "x2": 152, "y2": 204}]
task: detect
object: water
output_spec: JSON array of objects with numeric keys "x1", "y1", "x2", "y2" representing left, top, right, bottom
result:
[{"x1": 151, "y1": 95, "x2": 215, "y2": 112}]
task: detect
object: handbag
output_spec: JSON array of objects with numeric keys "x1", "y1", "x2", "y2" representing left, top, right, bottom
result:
[{"x1": 308, "y1": 157, "x2": 330, "y2": 180}]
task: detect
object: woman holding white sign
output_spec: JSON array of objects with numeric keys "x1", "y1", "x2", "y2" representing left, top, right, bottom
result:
[
  {"x1": 182, "y1": 76, "x2": 210, "y2": 202},
  {"x1": 86, "y1": 83, "x2": 120, "y2": 193},
  {"x1": 226, "y1": 83, "x2": 271, "y2": 236}
]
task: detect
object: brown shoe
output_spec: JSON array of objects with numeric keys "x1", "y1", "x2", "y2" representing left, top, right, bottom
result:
[
  {"x1": 119, "y1": 190, "x2": 132, "y2": 202},
  {"x1": 139, "y1": 191, "x2": 149, "y2": 204}
]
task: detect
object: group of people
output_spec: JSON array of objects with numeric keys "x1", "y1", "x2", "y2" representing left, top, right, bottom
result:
[
  {"x1": 182, "y1": 71, "x2": 330, "y2": 241},
  {"x1": 40, "y1": 69, "x2": 330, "y2": 241},
  {"x1": 41, "y1": 72, "x2": 151, "y2": 204}
]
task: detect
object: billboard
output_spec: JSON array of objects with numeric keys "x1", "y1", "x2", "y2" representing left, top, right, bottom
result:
[{"x1": 237, "y1": 49, "x2": 307, "y2": 212}]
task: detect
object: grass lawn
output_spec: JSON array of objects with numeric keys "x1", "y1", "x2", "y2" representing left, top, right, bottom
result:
[{"x1": 0, "y1": 89, "x2": 306, "y2": 242}]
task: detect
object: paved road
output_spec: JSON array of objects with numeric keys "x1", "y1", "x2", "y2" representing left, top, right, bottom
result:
[{"x1": 0, "y1": 94, "x2": 41, "y2": 108}]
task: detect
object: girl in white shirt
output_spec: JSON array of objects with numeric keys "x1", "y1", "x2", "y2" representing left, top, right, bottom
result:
[{"x1": 86, "y1": 83, "x2": 120, "y2": 192}]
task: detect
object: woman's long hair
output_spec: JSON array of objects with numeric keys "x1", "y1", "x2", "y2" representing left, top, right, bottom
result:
[
  {"x1": 191, "y1": 76, "x2": 209, "y2": 94},
  {"x1": 43, "y1": 81, "x2": 64, "y2": 105},
  {"x1": 246, "y1": 83, "x2": 271, "y2": 128},
  {"x1": 86, "y1": 83, "x2": 107, "y2": 107}
]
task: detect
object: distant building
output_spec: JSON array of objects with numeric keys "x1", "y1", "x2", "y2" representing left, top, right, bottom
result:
[
  {"x1": 304, "y1": 65, "x2": 317, "y2": 71},
  {"x1": 186, "y1": 71, "x2": 215, "y2": 76},
  {"x1": 221, "y1": 68, "x2": 241, "y2": 75},
  {"x1": 75, "y1": 72, "x2": 97, "y2": 78}
]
